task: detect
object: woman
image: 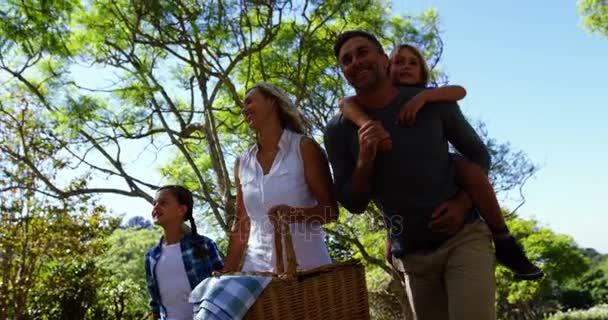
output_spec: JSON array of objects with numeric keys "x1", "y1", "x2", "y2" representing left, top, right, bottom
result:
[
  {"x1": 222, "y1": 82, "x2": 338, "y2": 272},
  {"x1": 144, "y1": 185, "x2": 224, "y2": 320}
]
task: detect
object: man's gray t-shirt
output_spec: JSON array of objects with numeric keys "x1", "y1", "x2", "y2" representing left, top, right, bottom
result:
[{"x1": 323, "y1": 86, "x2": 490, "y2": 254}]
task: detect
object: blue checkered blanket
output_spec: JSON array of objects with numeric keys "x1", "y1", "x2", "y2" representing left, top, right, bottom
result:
[{"x1": 190, "y1": 275, "x2": 272, "y2": 320}]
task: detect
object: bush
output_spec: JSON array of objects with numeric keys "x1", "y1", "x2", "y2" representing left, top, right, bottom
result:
[{"x1": 546, "y1": 304, "x2": 608, "y2": 320}]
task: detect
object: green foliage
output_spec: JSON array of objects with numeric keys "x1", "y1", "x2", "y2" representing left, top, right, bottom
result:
[
  {"x1": 561, "y1": 269, "x2": 608, "y2": 309},
  {"x1": 546, "y1": 304, "x2": 608, "y2": 320},
  {"x1": 496, "y1": 216, "x2": 590, "y2": 319},
  {"x1": 96, "y1": 228, "x2": 161, "y2": 319},
  {"x1": 325, "y1": 232, "x2": 356, "y2": 263},
  {"x1": 0, "y1": 87, "x2": 120, "y2": 319},
  {"x1": 30, "y1": 260, "x2": 106, "y2": 320},
  {"x1": 97, "y1": 278, "x2": 146, "y2": 320},
  {"x1": 0, "y1": 0, "x2": 81, "y2": 56},
  {"x1": 2, "y1": 0, "x2": 606, "y2": 319},
  {"x1": 599, "y1": 259, "x2": 608, "y2": 280},
  {"x1": 55, "y1": 95, "x2": 106, "y2": 135},
  {"x1": 98, "y1": 228, "x2": 159, "y2": 285},
  {"x1": 2, "y1": 0, "x2": 444, "y2": 231},
  {"x1": 0, "y1": 193, "x2": 119, "y2": 319},
  {"x1": 579, "y1": 0, "x2": 608, "y2": 37},
  {"x1": 124, "y1": 216, "x2": 154, "y2": 230}
]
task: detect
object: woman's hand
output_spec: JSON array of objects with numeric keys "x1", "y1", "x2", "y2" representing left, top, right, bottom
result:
[
  {"x1": 212, "y1": 270, "x2": 229, "y2": 276},
  {"x1": 267, "y1": 204, "x2": 294, "y2": 225},
  {"x1": 219, "y1": 263, "x2": 240, "y2": 273}
]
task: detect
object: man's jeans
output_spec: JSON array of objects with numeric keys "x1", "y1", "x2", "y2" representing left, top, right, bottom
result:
[{"x1": 392, "y1": 221, "x2": 496, "y2": 320}]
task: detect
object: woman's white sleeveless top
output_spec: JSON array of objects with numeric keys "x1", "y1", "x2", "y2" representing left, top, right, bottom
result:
[{"x1": 239, "y1": 129, "x2": 331, "y2": 272}]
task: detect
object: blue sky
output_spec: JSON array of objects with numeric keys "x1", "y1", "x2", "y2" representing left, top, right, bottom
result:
[{"x1": 395, "y1": 0, "x2": 608, "y2": 252}]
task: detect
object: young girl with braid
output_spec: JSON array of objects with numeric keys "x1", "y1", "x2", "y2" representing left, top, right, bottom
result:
[
  {"x1": 144, "y1": 185, "x2": 224, "y2": 320},
  {"x1": 339, "y1": 44, "x2": 543, "y2": 280}
]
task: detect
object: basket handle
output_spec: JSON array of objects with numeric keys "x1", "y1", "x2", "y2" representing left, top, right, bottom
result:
[{"x1": 273, "y1": 214, "x2": 297, "y2": 279}]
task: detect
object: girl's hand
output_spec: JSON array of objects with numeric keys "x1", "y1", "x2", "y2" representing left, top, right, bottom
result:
[{"x1": 397, "y1": 91, "x2": 428, "y2": 127}]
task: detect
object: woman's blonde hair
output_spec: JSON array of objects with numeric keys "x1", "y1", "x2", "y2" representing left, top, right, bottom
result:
[
  {"x1": 246, "y1": 82, "x2": 310, "y2": 135},
  {"x1": 390, "y1": 44, "x2": 430, "y2": 87}
]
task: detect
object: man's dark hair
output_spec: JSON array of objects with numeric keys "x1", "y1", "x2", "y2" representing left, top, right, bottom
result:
[{"x1": 333, "y1": 30, "x2": 384, "y2": 59}]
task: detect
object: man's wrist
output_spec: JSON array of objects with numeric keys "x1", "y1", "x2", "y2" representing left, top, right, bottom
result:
[
  {"x1": 352, "y1": 159, "x2": 373, "y2": 194},
  {"x1": 356, "y1": 155, "x2": 373, "y2": 169}
]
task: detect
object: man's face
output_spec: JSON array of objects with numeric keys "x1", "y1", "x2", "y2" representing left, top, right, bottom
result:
[{"x1": 338, "y1": 37, "x2": 389, "y2": 91}]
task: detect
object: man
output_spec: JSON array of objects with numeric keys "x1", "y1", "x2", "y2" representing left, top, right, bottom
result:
[{"x1": 323, "y1": 30, "x2": 495, "y2": 320}]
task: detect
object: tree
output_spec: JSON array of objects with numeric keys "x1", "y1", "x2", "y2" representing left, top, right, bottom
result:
[
  {"x1": 495, "y1": 216, "x2": 589, "y2": 320},
  {"x1": 124, "y1": 216, "x2": 154, "y2": 230},
  {"x1": 599, "y1": 257, "x2": 608, "y2": 279},
  {"x1": 560, "y1": 269, "x2": 608, "y2": 310},
  {"x1": 0, "y1": 194, "x2": 117, "y2": 320},
  {"x1": 578, "y1": 0, "x2": 608, "y2": 37},
  {"x1": 96, "y1": 228, "x2": 161, "y2": 319},
  {"x1": 566, "y1": 248, "x2": 608, "y2": 308},
  {"x1": 581, "y1": 247, "x2": 607, "y2": 267},
  {"x1": 493, "y1": 219, "x2": 608, "y2": 319},
  {"x1": 0, "y1": 93, "x2": 119, "y2": 319},
  {"x1": 30, "y1": 260, "x2": 109, "y2": 320},
  {"x1": 0, "y1": 1, "x2": 443, "y2": 316},
  {"x1": 0, "y1": 1, "x2": 551, "y2": 318},
  {"x1": 0, "y1": 0, "x2": 442, "y2": 223},
  {"x1": 562, "y1": 251, "x2": 608, "y2": 308}
]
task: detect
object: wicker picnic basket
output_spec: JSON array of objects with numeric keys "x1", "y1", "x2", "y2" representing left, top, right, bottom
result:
[{"x1": 234, "y1": 217, "x2": 370, "y2": 320}]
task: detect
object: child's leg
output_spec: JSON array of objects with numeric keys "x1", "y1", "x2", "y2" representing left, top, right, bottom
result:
[
  {"x1": 454, "y1": 157, "x2": 544, "y2": 280},
  {"x1": 453, "y1": 158, "x2": 509, "y2": 237}
]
